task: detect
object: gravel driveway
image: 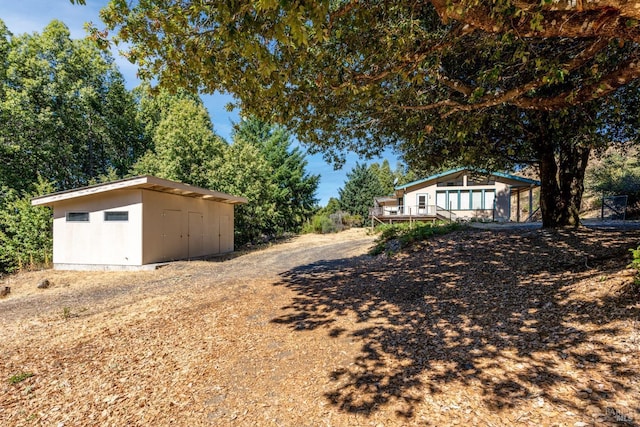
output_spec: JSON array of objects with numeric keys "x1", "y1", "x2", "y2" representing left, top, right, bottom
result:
[{"x1": 0, "y1": 229, "x2": 375, "y2": 325}]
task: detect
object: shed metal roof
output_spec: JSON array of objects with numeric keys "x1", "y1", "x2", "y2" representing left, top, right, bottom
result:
[{"x1": 31, "y1": 175, "x2": 248, "y2": 206}]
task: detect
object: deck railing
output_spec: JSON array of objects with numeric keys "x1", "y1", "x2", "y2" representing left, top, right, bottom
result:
[{"x1": 369, "y1": 205, "x2": 457, "y2": 221}]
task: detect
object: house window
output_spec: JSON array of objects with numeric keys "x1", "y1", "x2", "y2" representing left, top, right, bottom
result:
[
  {"x1": 460, "y1": 191, "x2": 470, "y2": 210},
  {"x1": 436, "y1": 191, "x2": 447, "y2": 209},
  {"x1": 397, "y1": 197, "x2": 404, "y2": 214},
  {"x1": 104, "y1": 211, "x2": 129, "y2": 222},
  {"x1": 468, "y1": 175, "x2": 496, "y2": 186},
  {"x1": 485, "y1": 190, "x2": 496, "y2": 211},
  {"x1": 449, "y1": 191, "x2": 460, "y2": 210},
  {"x1": 66, "y1": 212, "x2": 89, "y2": 222},
  {"x1": 437, "y1": 178, "x2": 464, "y2": 187},
  {"x1": 471, "y1": 191, "x2": 483, "y2": 209}
]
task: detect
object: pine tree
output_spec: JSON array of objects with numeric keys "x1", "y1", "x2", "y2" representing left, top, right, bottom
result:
[
  {"x1": 232, "y1": 117, "x2": 319, "y2": 233},
  {"x1": 339, "y1": 163, "x2": 384, "y2": 220}
]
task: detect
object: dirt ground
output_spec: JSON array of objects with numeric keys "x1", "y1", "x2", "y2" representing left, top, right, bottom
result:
[{"x1": 1, "y1": 226, "x2": 639, "y2": 426}]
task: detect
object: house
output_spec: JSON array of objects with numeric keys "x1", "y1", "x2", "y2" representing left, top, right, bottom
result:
[
  {"x1": 371, "y1": 168, "x2": 540, "y2": 224},
  {"x1": 31, "y1": 175, "x2": 248, "y2": 271}
]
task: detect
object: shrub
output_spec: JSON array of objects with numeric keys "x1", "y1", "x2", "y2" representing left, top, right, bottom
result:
[
  {"x1": 0, "y1": 177, "x2": 54, "y2": 273},
  {"x1": 369, "y1": 221, "x2": 463, "y2": 255},
  {"x1": 629, "y1": 245, "x2": 640, "y2": 271},
  {"x1": 341, "y1": 213, "x2": 363, "y2": 228},
  {"x1": 302, "y1": 214, "x2": 338, "y2": 234},
  {"x1": 625, "y1": 246, "x2": 640, "y2": 295}
]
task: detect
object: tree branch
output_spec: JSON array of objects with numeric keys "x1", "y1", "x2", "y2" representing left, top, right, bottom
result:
[
  {"x1": 399, "y1": 38, "x2": 612, "y2": 114},
  {"x1": 397, "y1": 56, "x2": 639, "y2": 114},
  {"x1": 516, "y1": 57, "x2": 640, "y2": 110},
  {"x1": 429, "y1": 0, "x2": 640, "y2": 42},
  {"x1": 329, "y1": 0, "x2": 360, "y2": 29},
  {"x1": 333, "y1": 23, "x2": 474, "y2": 89}
]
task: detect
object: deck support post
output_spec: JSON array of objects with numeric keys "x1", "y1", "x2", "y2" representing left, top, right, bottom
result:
[{"x1": 529, "y1": 187, "x2": 533, "y2": 220}]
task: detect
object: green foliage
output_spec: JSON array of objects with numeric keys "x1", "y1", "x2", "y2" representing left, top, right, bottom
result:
[
  {"x1": 231, "y1": 117, "x2": 319, "y2": 234},
  {"x1": 131, "y1": 104, "x2": 319, "y2": 246},
  {"x1": 99, "y1": 1, "x2": 640, "y2": 228},
  {"x1": 0, "y1": 177, "x2": 54, "y2": 273},
  {"x1": 627, "y1": 245, "x2": 640, "y2": 293},
  {"x1": 88, "y1": 167, "x2": 120, "y2": 186},
  {"x1": 586, "y1": 149, "x2": 640, "y2": 211},
  {"x1": 369, "y1": 160, "x2": 396, "y2": 196},
  {"x1": 369, "y1": 222, "x2": 463, "y2": 256},
  {"x1": 301, "y1": 214, "x2": 337, "y2": 234},
  {"x1": 132, "y1": 94, "x2": 225, "y2": 188},
  {"x1": 303, "y1": 210, "x2": 364, "y2": 234},
  {"x1": 338, "y1": 161, "x2": 415, "y2": 223},
  {"x1": 319, "y1": 197, "x2": 341, "y2": 216},
  {"x1": 628, "y1": 245, "x2": 640, "y2": 272},
  {"x1": 0, "y1": 19, "x2": 148, "y2": 192},
  {"x1": 208, "y1": 137, "x2": 279, "y2": 245},
  {"x1": 341, "y1": 213, "x2": 363, "y2": 228},
  {"x1": 8, "y1": 372, "x2": 34, "y2": 385},
  {"x1": 205, "y1": 118, "x2": 319, "y2": 246},
  {"x1": 339, "y1": 163, "x2": 384, "y2": 219}
]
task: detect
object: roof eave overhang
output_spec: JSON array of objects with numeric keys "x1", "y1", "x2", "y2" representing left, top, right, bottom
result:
[{"x1": 31, "y1": 175, "x2": 248, "y2": 206}]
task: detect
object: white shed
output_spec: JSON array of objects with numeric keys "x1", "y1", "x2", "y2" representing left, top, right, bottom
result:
[{"x1": 31, "y1": 175, "x2": 248, "y2": 271}]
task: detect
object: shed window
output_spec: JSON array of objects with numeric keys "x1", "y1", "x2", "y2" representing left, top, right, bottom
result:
[
  {"x1": 66, "y1": 212, "x2": 89, "y2": 222},
  {"x1": 104, "y1": 211, "x2": 129, "y2": 222}
]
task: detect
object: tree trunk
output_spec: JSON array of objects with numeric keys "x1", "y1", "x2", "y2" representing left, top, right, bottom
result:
[
  {"x1": 535, "y1": 116, "x2": 591, "y2": 228},
  {"x1": 558, "y1": 140, "x2": 590, "y2": 226}
]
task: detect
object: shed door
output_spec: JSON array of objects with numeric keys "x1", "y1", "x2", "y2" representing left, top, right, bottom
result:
[
  {"x1": 219, "y1": 215, "x2": 232, "y2": 253},
  {"x1": 162, "y1": 209, "x2": 184, "y2": 261},
  {"x1": 188, "y1": 211, "x2": 204, "y2": 259}
]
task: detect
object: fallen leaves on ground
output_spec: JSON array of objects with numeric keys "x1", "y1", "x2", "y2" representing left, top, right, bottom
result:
[{"x1": 1, "y1": 227, "x2": 638, "y2": 426}]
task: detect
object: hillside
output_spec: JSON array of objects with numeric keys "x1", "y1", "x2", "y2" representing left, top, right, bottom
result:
[{"x1": 1, "y1": 226, "x2": 639, "y2": 426}]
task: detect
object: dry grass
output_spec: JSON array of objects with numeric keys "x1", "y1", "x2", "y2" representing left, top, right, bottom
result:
[{"x1": 1, "y1": 227, "x2": 639, "y2": 426}]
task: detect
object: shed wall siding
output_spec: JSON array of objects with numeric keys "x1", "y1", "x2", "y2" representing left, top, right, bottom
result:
[
  {"x1": 141, "y1": 190, "x2": 234, "y2": 264},
  {"x1": 52, "y1": 190, "x2": 143, "y2": 266}
]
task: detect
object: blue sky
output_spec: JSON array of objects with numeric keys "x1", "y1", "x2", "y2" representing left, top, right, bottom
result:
[{"x1": 1, "y1": 0, "x2": 400, "y2": 206}]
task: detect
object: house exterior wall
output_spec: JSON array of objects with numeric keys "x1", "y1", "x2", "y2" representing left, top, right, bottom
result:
[
  {"x1": 399, "y1": 173, "x2": 512, "y2": 220},
  {"x1": 52, "y1": 190, "x2": 144, "y2": 268},
  {"x1": 141, "y1": 190, "x2": 235, "y2": 264}
]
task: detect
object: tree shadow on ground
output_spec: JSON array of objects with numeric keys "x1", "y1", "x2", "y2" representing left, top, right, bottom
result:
[{"x1": 272, "y1": 227, "x2": 640, "y2": 424}]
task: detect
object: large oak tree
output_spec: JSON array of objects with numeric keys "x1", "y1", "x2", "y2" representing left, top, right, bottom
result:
[{"x1": 95, "y1": 0, "x2": 640, "y2": 226}]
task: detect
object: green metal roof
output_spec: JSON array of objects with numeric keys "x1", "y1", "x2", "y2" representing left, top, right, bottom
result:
[{"x1": 395, "y1": 167, "x2": 540, "y2": 190}]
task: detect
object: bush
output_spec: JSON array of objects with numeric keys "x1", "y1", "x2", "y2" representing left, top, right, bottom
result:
[
  {"x1": 369, "y1": 221, "x2": 463, "y2": 255},
  {"x1": 0, "y1": 178, "x2": 54, "y2": 273},
  {"x1": 586, "y1": 150, "x2": 640, "y2": 217},
  {"x1": 302, "y1": 214, "x2": 338, "y2": 234},
  {"x1": 625, "y1": 245, "x2": 640, "y2": 295},
  {"x1": 341, "y1": 213, "x2": 363, "y2": 228},
  {"x1": 629, "y1": 245, "x2": 640, "y2": 271}
]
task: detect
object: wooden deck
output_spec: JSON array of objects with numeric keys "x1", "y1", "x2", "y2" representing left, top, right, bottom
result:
[
  {"x1": 371, "y1": 214, "x2": 450, "y2": 225},
  {"x1": 369, "y1": 206, "x2": 456, "y2": 225}
]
